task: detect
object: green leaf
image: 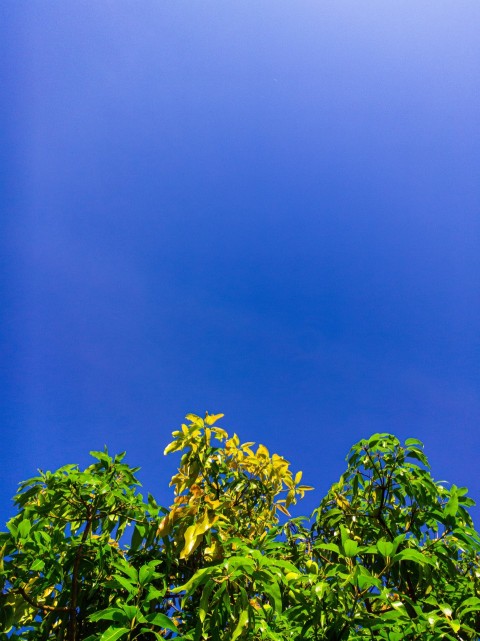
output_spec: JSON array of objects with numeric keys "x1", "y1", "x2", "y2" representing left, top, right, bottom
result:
[
  {"x1": 445, "y1": 492, "x2": 459, "y2": 517},
  {"x1": 224, "y1": 556, "x2": 255, "y2": 572},
  {"x1": 18, "y1": 519, "x2": 31, "y2": 538},
  {"x1": 90, "y1": 450, "x2": 112, "y2": 464},
  {"x1": 131, "y1": 524, "x2": 145, "y2": 551},
  {"x1": 145, "y1": 586, "x2": 166, "y2": 603},
  {"x1": 356, "y1": 574, "x2": 381, "y2": 590},
  {"x1": 31, "y1": 559, "x2": 45, "y2": 571},
  {"x1": 173, "y1": 566, "x2": 215, "y2": 595},
  {"x1": 199, "y1": 580, "x2": 216, "y2": 623},
  {"x1": 89, "y1": 608, "x2": 127, "y2": 623},
  {"x1": 99, "y1": 627, "x2": 130, "y2": 641},
  {"x1": 316, "y1": 542, "x2": 340, "y2": 554},
  {"x1": 140, "y1": 629, "x2": 164, "y2": 641},
  {"x1": 393, "y1": 549, "x2": 433, "y2": 565},
  {"x1": 114, "y1": 561, "x2": 138, "y2": 582},
  {"x1": 112, "y1": 574, "x2": 137, "y2": 593},
  {"x1": 139, "y1": 563, "x2": 155, "y2": 586},
  {"x1": 313, "y1": 582, "x2": 329, "y2": 600},
  {"x1": 449, "y1": 620, "x2": 461, "y2": 634},
  {"x1": 405, "y1": 438, "x2": 424, "y2": 447},
  {"x1": 458, "y1": 596, "x2": 480, "y2": 616},
  {"x1": 377, "y1": 539, "x2": 395, "y2": 557},
  {"x1": 120, "y1": 604, "x2": 141, "y2": 621},
  {"x1": 231, "y1": 609, "x2": 249, "y2": 641},
  {"x1": 146, "y1": 612, "x2": 178, "y2": 632},
  {"x1": 343, "y1": 538, "x2": 359, "y2": 558},
  {"x1": 264, "y1": 580, "x2": 282, "y2": 613},
  {"x1": 6, "y1": 520, "x2": 17, "y2": 537}
]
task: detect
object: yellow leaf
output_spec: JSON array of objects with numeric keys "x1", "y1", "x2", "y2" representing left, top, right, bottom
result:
[
  {"x1": 164, "y1": 441, "x2": 180, "y2": 455},
  {"x1": 195, "y1": 510, "x2": 217, "y2": 536},
  {"x1": 0, "y1": 543, "x2": 6, "y2": 571},
  {"x1": 334, "y1": 492, "x2": 350, "y2": 510},
  {"x1": 205, "y1": 539, "x2": 223, "y2": 561},
  {"x1": 177, "y1": 481, "x2": 187, "y2": 495},
  {"x1": 186, "y1": 413, "x2": 204, "y2": 427},
  {"x1": 285, "y1": 490, "x2": 296, "y2": 508},
  {"x1": 157, "y1": 515, "x2": 172, "y2": 538},
  {"x1": 226, "y1": 438, "x2": 238, "y2": 451},
  {"x1": 179, "y1": 510, "x2": 217, "y2": 559},
  {"x1": 294, "y1": 471, "x2": 303, "y2": 485},
  {"x1": 190, "y1": 484, "x2": 203, "y2": 498},
  {"x1": 204, "y1": 427, "x2": 212, "y2": 445},
  {"x1": 212, "y1": 427, "x2": 228, "y2": 440},
  {"x1": 204, "y1": 497, "x2": 221, "y2": 509},
  {"x1": 257, "y1": 444, "x2": 270, "y2": 458},
  {"x1": 180, "y1": 524, "x2": 203, "y2": 559},
  {"x1": 205, "y1": 412, "x2": 224, "y2": 425},
  {"x1": 298, "y1": 485, "x2": 314, "y2": 492},
  {"x1": 272, "y1": 454, "x2": 289, "y2": 472},
  {"x1": 276, "y1": 504, "x2": 291, "y2": 517},
  {"x1": 305, "y1": 560, "x2": 319, "y2": 574}
]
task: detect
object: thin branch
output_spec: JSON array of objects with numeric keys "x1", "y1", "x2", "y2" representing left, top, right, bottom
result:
[
  {"x1": 68, "y1": 507, "x2": 94, "y2": 641},
  {"x1": 16, "y1": 586, "x2": 73, "y2": 613}
]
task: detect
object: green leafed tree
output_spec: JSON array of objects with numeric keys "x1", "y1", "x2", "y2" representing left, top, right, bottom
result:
[{"x1": 1, "y1": 413, "x2": 479, "y2": 640}]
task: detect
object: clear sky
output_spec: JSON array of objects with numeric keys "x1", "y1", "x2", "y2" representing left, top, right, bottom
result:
[{"x1": 1, "y1": 2, "x2": 479, "y2": 525}]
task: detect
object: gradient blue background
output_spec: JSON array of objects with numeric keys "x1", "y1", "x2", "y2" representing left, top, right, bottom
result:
[{"x1": 1, "y1": 2, "x2": 479, "y2": 525}]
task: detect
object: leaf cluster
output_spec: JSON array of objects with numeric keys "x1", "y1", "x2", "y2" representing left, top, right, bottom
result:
[{"x1": 1, "y1": 415, "x2": 479, "y2": 641}]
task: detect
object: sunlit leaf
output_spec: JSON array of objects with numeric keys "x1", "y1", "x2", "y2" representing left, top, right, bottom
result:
[
  {"x1": 145, "y1": 612, "x2": 178, "y2": 632},
  {"x1": 205, "y1": 413, "x2": 224, "y2": 426},
  {"x1": 99, "y1": 627, "x2": 130, "y2": 641},
  {"x1": 231, "y1": 609, "x2": 249, "y2": 641}
]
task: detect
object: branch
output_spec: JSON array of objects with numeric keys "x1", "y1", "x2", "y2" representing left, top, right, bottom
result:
[
  {"x1": 68, "y1": 508, "x2": 94, "y2": 641},
  {"x1": 16, "y1": 586, "x2": 73, "y2": 613}
]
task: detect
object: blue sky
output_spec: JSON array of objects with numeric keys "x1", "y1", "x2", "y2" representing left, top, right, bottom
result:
[{"x1": 1, "y1": 2, "x2": 479, "y2": 525}]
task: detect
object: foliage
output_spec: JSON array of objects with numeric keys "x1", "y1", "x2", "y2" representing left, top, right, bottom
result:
[{"x1": 1, "y1": 413, "x2": 479, "y2": 641}]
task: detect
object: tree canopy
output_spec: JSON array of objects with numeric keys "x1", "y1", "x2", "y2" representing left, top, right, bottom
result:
[{"x1": 1, "y1": 413, "x2": 479, "y2": 640}]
